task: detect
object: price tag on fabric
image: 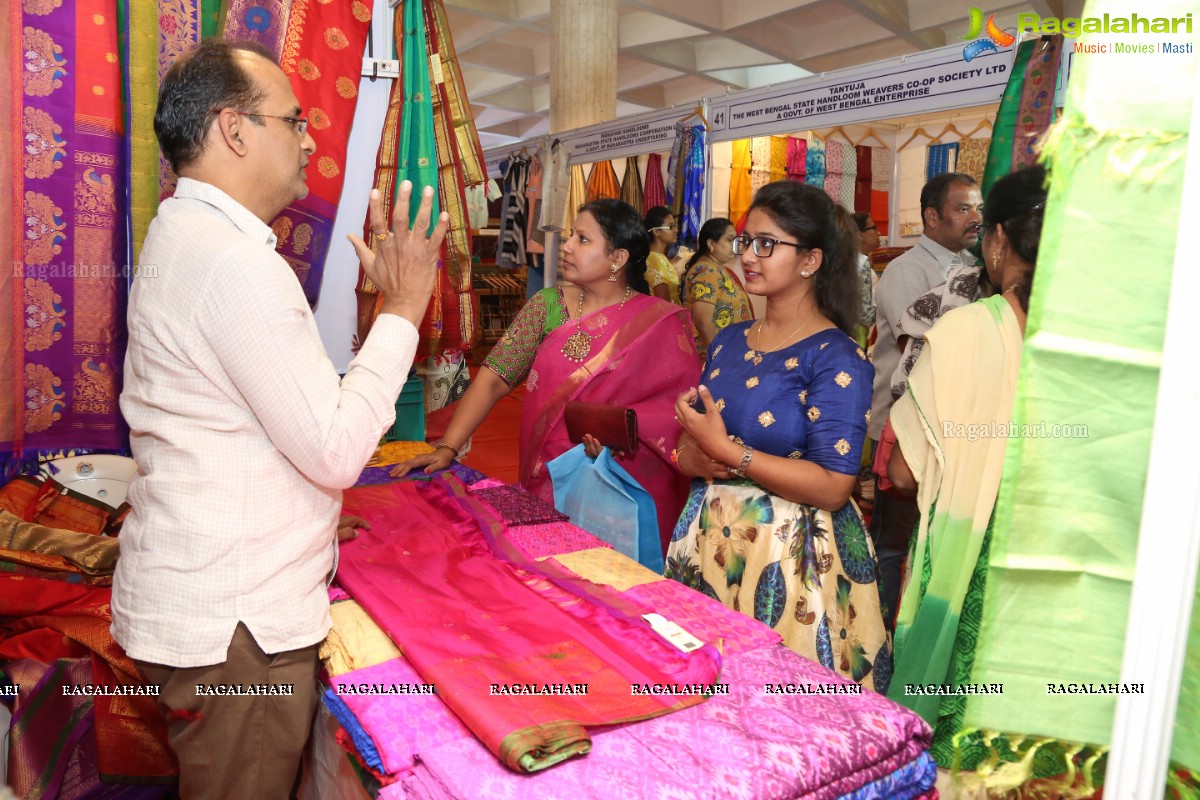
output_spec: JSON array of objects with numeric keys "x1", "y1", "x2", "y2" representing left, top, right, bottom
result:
[
  {"x1": 429, "y1": 53, "x2": 445, "y2": 85},
  {"x1": 642, "y1": 613, "x2": 703, "y2": 653}
]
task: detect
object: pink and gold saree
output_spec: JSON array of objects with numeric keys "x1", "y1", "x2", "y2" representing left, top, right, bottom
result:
[
  {"x1": 337, "y1": 477, "x2": 722, "y2": 773},
  {"x1": 519, "y1": 294, "x2": 699, "y2": 548}
]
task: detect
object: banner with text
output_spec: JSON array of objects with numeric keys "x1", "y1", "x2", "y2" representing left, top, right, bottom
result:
[
  {"x1": 708, "y1": 43, "x2": 1016, "y2": 141},
  {"x1": 556, "y1": 106, "x2": 699, "y2": 164}
]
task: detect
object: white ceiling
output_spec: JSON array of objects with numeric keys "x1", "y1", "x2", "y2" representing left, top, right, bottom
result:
[{"x1": 444, "y1": 0, "x2": 1081, "y2": 149}]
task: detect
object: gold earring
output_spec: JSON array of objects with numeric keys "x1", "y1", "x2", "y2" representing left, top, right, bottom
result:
[
  {"x1": 992, "y1": 249, "x2": 1002, "y2": 270},
  {"x1": 608, "y1": 264, "x2": 619, "y2": 282}
]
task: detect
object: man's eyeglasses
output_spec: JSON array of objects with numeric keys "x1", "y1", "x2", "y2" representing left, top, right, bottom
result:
[
  {"x1": 731, "y1": 234, "x2": 804, "y2": 258},
  {"x1": 213, "y1": 108, "x2": 309, "y2": 136}
]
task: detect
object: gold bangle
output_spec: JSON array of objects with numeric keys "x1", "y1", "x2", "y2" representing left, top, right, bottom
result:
[{"x1": 434, "y1": 441, "x2": 461, "y2": 458}]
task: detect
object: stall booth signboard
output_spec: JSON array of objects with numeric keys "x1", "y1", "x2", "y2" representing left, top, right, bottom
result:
[{"x1": 707, "y1": 42, "x2": 1019, "y2": 142}]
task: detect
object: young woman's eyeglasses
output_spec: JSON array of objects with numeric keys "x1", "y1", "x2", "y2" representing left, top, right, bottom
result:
[
  {"x1": 649, "y1": 223, "x2": 678, "y2": 231},
  {"x1": 213, "y1": 108, "x2": 309, "y2": 136},
  {"x1": 731, "y1": 234, "x2": 804, "y2": 257}
]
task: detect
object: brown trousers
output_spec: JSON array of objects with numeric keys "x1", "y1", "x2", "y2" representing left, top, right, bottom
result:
[{"x1": 136, "y1": 623, "x2": 320, "y2": 800}]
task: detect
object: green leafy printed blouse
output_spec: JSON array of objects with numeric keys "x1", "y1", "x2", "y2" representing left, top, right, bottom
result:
[{"x1": 483, "y1": 288, "x2": 569, "y2": 387}]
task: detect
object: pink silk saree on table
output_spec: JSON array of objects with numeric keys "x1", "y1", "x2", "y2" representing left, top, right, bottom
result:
[
  {"x1": 364, "y1": 642, "x2": 933, "y2": 800},
  {"x1": 336, "y1": 477, "x2": 722, "y2": 773},
  {"x1": 519, "y1": 294, "x2": 700, "y2": 549}
]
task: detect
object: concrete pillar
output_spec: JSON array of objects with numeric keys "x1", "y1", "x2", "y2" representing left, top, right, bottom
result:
[{"x1": 550, "y1": 0, "x2": 618, "y2": 134}]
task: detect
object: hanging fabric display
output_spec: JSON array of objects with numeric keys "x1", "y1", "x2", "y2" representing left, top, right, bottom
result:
[
  {"x1": 804, "y1": 139, "x2": 826, "y2": 189},
  {"x1": 525, "y1": 150, "x2": 545, "y2": 255},
  {"x1": 564, "y1": 164, "x2": 587, "y2": 232},
  {"x1": 643, "y1": 153, "x2": 667, "y2": 211},
  {"x1": 356, "y1": 0, "x2": 486, "y2": 364},
  {"x1": 266, "y1": 0, "x2": 375, "y2": 305},
  {"x1": 823, "y1": 139, "x2": 844, "y2": 204},
  {"x1": 768, "y1": 135, "x2": 787, "y2": 183},
  {"x1": 540, "y1": 140, "x2": 570, "y2": 233},
  {"x1": 924, "y1": 142, "x2": 960, "y2": 181},
  {"x1": 128, "y1": 0, "x2": 201, "y2": 263},
  {"x1": 953, "y1": 24, "x2": 1186, "y2": 795},
  {"x1": 497, "y1": 155, "x2": 528, "y2": 269},
  {"x1": 749, "y1": 136, "x2": 772, "y2": 194},
  {"x1": 786, "y1": 137, "x2": 807, "y2": 182},
  {"x1": 707, "y1": 142, "x2": 731, "y2": 218},
  {"x1": 839, "y1": 142, "x2": 857, "y2": 211},
  {"x1": 665, "y1": 122, "x2": 693, "y2": 214},
  {"x1": 956, "y1": 138, "x2": 991, "y2": 183},
  {"x1": 678, "y1": 125, "x2": 706, "y2": 250},
  {"x1": 422, "y1": 0, "x2": 487, "y2": 355},
  {"x1": 357, "y1": 0, "x2": 440, "y2": 350},
  {"x1": 729, "y1": 139, "x2": 753, "y2": 222},
  {"x1": 4, "y1": 0, "x2": 132, "y2": 479},
  {"x1": 981, "y1": 35, "x2": 1063, "y2": 196},
  {"x1": 585, "y1": 159, "x2": 620, "y2": 202},
  {"x1": 224, "y1": 0, "x2": 291, "y2": 56},
  {"x1": 619, "y1": 156, "x2": 643, "y2": 214},
  {"x1": 854, "y1": 145, "x2": 873, "y2": 214},
  {"x1": 870, "y1": 147, "x2": 892, "y2": 236}
]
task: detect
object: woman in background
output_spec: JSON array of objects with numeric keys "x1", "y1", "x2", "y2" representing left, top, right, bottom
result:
[
  {"x1": 681, "y1": 217, "x2": 753, "y2": 356},
  {"x1": 393, "y1": 199, "x2": 699, "y2": 548},
  {"x1": 644, "y1": 206, "x2": 682, "y2": 305},
  {"x1": 848, "y1": 211, "x2": 879, "y2": 348},
  {"x1": 668, "y1": 181, "x2": 889, "y2": 691}
]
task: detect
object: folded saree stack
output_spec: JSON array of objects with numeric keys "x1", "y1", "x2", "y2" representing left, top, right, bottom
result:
[{"x1": 0, "y1": 510, "x2": 176, "y2": 793}]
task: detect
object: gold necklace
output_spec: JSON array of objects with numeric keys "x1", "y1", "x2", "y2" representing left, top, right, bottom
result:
[
  {"x1": 744, "y1": 318, "x2": 810, "y2": 366},
  {"x1": 560, "y1": 285, "x2": 634, "y2": 363}
]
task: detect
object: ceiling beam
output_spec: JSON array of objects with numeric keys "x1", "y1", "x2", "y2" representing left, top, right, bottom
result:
[
  {"x1": 458, "y1": 43, "x2": 538, "y2": 77},
  {"x1": 618, "y1": 84, "x2": 667, "y2": 108},
  {"x1": 798, "y1": 37, "x2": 915, "y2": 74},
  {"x1": 618, "y1": 11, "x2": 708, "y2": 48},
  {"x1": 442, "y1": 0, "x2": 518, "y2": 22},
  {"x1": 625, "y1": 40, "x2": 698, "y2": 72},
  {"x1": 721, "y1": 0, "x2": 823, "y2": 30},
  {"x1": 620, "y1": 0, "x2": 722, "y2": 33},
  {"x1": 840, "y1": 0, "x2": 947, "y2": 51}
]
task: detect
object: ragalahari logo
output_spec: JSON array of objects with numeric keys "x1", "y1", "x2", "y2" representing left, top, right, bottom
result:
[{"x1": 962, "y1": 7, "x2": 1016, "y2": 61}]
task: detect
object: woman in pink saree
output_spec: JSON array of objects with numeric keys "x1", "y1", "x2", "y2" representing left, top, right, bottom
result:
[{"x1": 393, "y1": 199, "x2": 699, "y2": 549}]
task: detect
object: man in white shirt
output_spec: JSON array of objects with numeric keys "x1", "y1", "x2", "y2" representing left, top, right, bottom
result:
[
  {"x1": 112, "y1": 39, "x2": 447, "y2": 798},
  {"x1": 867, "y1": 172, "x2": 982, "y2": 628}
]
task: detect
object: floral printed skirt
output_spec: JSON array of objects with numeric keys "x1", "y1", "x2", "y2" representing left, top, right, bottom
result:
[{"x1": 666, "y1": 479, "x2": 891, "y2": 693}]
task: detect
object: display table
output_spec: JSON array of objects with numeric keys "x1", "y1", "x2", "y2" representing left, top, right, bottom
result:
[{"x1": 301, "y1": 460, "x2": 938, "y2": 799}]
